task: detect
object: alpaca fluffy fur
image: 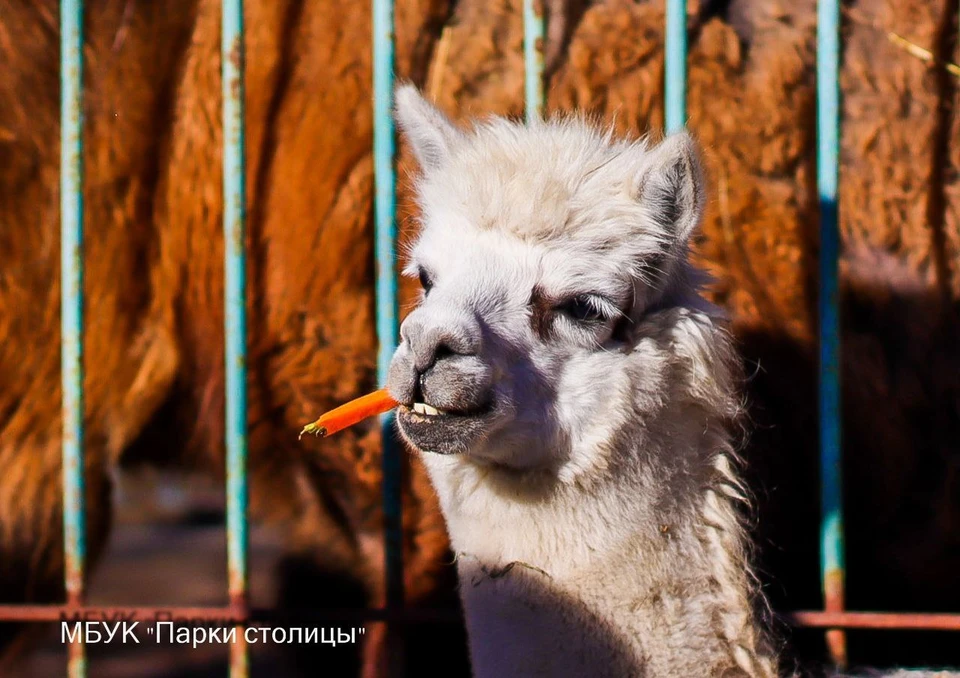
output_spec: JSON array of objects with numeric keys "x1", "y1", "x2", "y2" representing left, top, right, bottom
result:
[{"x1": 389, "y1": 85, "x2": 780, "y2": 677}]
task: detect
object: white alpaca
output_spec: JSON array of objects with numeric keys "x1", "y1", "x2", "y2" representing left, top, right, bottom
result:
[
  {"x1": 386, "y1": 85, "x2": 776, "y2": 678},
  {"x1": 386, "y1": 87, "x2": 958, "y2": 678}
]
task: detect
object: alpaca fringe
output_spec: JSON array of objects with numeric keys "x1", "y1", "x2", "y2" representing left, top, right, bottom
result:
[{"x1": 700, "y1": 444, "x2": 780, "y2": 678}]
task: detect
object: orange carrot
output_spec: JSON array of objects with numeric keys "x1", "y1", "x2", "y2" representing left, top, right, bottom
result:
[{"x1": 299, "y1": 388, "x2": 399, "y2": 440}]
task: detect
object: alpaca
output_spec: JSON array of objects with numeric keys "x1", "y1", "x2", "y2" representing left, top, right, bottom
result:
[{"x1": 387, "y1": 85, "x2": 780, "y2": 677}]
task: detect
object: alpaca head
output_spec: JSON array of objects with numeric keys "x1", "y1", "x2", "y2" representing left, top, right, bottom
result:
[{"x1": 387, "y1": 86, "x2": 721, "y2": 470}]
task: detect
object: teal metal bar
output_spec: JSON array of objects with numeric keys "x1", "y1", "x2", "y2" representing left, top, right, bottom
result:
[
  {"x1": 222, "y1": 0, "x2": 249, "y2": 675},
  {"x1": 523, "y1": 0, "x2": 545, "y2": 122},
  {"x1": 664, "y1": 0, "x2": 687, "y2": 132},
  {"x1": 60, "y1": 1, "x2": 87, "y2": 675},
  {"x1": 373, "y1": 0, "x2": 405, "y2": 649},
  {"x1": 816, "y1": 0, "x2": 846, "y2": 667}
]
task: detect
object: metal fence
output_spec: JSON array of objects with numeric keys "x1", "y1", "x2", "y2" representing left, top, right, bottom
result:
[{"x1": 0, "y1": 0, "x2": 958, "y2": 677}]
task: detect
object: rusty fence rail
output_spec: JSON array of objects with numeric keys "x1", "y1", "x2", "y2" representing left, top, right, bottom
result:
[
  {"x1": 58, "y1": 0, "x2": 86, "y2": 674},
  {"x1": 222, "y1": 0, "x2": 251, "y2": 673},
  {"x1": 0, "y1": 0, "x2": 958, "y2": 677},
  {"x1": 815, "y1": 0, "x2": 847, "y2": 664},
  {"x1": 2, "y1": 603, "x2": 960, "y2": 631}
]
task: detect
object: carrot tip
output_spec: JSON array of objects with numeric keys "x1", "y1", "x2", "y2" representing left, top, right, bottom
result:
[
  {"x1": 298, "y1": 422, "x2": 327, "y2": 440},
  {"x1": 298, "y1": 388, "x2": 396, "y2": 442}
]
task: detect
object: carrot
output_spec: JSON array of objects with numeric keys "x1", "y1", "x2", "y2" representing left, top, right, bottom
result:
[{"x1": 299, "y1": 388, "x2": 399, "y2": 440}]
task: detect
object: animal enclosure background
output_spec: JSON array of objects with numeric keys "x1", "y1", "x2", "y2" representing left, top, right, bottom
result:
[{"x1": 0, "y1": 0, "x2": 959, "y2": 676}]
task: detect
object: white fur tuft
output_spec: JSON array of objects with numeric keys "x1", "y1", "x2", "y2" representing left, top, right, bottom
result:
[{"x1": 394, "y1": 84, "x2": 464, "y2": 170}]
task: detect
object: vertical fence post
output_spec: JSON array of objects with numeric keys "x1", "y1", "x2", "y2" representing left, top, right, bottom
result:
[
  {"x1": 60, "y1": 1, "x2": 86, "y2": 676},
  {"x1": 523, "y1": 0, "x2": 545, "y2": 122},
  {"x1": 816, "y1": 0, "x2": 846, "y2": 668},
  {"x1": 222, "y1": 0, "x2": 249, "y2": 675},
  {"x1": 665, "y1": 0, "x2": 687, "y2": 133},
  {"x1": 373, "y1": 0, "x2": 404, "y2": 673}
]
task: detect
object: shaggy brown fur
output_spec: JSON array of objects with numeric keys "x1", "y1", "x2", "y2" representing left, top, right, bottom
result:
[
  {"x1": 0, "y1": 0, "x2": 460, "y2": 674},
  {"x1": 1, "y1": 0, "x2": 958, "y2": 673}
]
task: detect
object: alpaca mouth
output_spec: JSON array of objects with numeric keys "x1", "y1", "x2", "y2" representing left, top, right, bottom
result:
[
  {"x1": 411, "y1": 402, "x2": 445, "y2": 416},
  {"x1": 395, "y1": 399, "x2": 495, "y2": 455},
  {"x1": 407, "y1": 400, "x2": 492, "y2": 417}
]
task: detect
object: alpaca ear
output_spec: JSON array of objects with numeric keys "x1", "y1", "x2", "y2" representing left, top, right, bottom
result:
[
  {"x1": 394, "y1": 84, "x2": 463, "y2": 170},
  {"x1": 633, "y1": 131, "x2": 706, "y2": 248}
]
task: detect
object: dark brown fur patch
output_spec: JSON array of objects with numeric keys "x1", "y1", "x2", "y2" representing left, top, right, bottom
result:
[{"x1": 529, "y1": 284, "x2": 558, "y2": 341}]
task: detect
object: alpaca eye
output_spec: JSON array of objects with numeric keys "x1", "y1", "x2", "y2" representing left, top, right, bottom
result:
[
  {"x1": 418, "y1": 267, "x2": 434, "y2": 294},
  {"x1": 557, "y1": 295, "x2": 606, "y2": 324}
]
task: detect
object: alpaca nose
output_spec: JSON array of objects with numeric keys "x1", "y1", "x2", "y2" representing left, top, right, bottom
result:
[
  {"x1": 389, "y1": 307, "x2": 492, "y2": 412},
  {"x1": 400, "y1": 311, "x2": 481, "y2": 375}
]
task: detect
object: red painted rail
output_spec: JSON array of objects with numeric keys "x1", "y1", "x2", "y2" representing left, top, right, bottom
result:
[
  {"x1": 0, "y1": 604, "x2": 460, "y2": 624},
  {"x1": 3, "y1": 604, "x2": 959, "y2": 631},
  {"x1": 788, "y1": 612, "x2": 960, "y2": 631}
]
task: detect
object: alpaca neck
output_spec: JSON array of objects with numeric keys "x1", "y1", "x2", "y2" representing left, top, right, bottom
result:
[{"x1": 422, "y1": 431, "x2": 778, "y2": 678}]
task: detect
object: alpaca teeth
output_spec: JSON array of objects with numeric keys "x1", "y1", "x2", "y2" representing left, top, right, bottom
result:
[{"x1": 412, "y1": 402, "x2": 442, "y2": 416}]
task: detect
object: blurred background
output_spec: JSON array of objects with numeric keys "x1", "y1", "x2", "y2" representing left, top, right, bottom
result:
[{"x1": 0, "y1": 0, "x2": 958, "y2": 676}]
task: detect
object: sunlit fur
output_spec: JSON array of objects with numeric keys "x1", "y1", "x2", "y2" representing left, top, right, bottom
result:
[{"x1": 389, "y1": 85, "x2": 780, "y2": 677}]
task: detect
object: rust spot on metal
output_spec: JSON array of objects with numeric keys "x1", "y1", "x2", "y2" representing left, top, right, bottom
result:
[
  {"x1": 228, "y1": 580, "x2": 249, "y2": 614},
  {"x1": 229, "y1": 590, "x2": 248, "y2": 609},
  {"x1": 823, "y1": 569, "x2": 847, "y2": 666},
  {"x1": 227, "y1": 35, "x2": 244, "y2": 103},
  {"x1": 230, "y1": 215, "x2": 245, "y2": 251},
  {"x1": 825, "y1": 627, "x2": 847, "y2": 668},
  {"x1": 229, "y1": 627, "x2": 249, "y2": 677},
  {"x1": 824, "y1": 569, "x2": 844, "y2": 611},
  {"x1": 67, "y1": 639, "x2": 85, "y2": 677},
  {"x1": 228, "y1": 34, "x2": 243, "y2": 71}
]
